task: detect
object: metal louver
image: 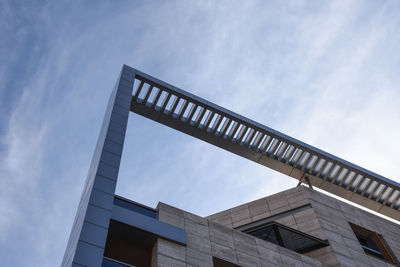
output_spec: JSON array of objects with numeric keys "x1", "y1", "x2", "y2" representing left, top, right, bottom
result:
[{"x1": 124, "y1": 66, "x2": 400, "y2": 221}]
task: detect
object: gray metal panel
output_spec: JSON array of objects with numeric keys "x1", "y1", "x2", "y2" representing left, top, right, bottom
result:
[
  {"x1": 62, "y1": 65, "x2": 135, "y2": 267},
  {"x1": 128, "y1": 68, "x2": 400, "y2": 221},
  {"x1": 111, "y1": 205, "x2": 187, "y2": 246}
]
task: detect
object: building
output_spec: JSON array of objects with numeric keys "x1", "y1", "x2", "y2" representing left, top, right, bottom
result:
[{"x1": 62, "y1": 65, "x2": 400, "y2": 267}]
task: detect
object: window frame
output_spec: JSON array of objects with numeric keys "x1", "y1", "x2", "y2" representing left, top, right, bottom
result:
[
  {"x1": 244, "y1": 221, "x2": 329, "y2": 254},
  {"x1": 349, "y1": 222, "x2": 398, "y2": 265}
]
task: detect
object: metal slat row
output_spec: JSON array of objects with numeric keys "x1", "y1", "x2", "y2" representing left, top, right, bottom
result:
[{"x1": 129, "y1": 71, "x2": 400, "y2": 220}]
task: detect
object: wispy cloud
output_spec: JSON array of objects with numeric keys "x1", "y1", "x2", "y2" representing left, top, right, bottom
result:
[{"x1": 1, "y1": 1, "x2": 400, "y2": 266}]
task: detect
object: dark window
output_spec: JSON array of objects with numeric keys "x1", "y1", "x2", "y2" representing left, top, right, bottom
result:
[
  {"x1": 102, "y1": 257, "x2": 134, "y2": 267},
  {"x1": 244, "y1": 222, "x2": 328, "y2": 254},
  {"x1": 213, "y1": 257, "x2": 242, "y2": 267},
  {"x1": 349, "y1": 223, "x2": 398, "y2": 265},
  {"x1": 103, "y1": 220, "x2": 157, "y2": 267}
]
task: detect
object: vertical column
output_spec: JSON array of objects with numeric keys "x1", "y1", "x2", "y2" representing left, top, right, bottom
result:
[{"x1": 62, "y1": 65, "x2": 136, "y2": 267}]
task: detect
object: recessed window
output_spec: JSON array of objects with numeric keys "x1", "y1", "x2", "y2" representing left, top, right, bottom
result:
[
  {"x1": 213, "y1": 257, "x2": 241, "y2": 267},
  {"x1": 103, "y1": 220, "x2": 156, "y2": 267},
  {"x1": 349, "y1": 223, "x2": 398, "y2": 265},
  {"x1": 243, "y1": 222, "x2": 329, "y2": 254}
]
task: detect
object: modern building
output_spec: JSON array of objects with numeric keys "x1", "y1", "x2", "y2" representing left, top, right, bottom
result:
[{"x1": 62, "y1": 65, "x2": 400, "y2": 267}]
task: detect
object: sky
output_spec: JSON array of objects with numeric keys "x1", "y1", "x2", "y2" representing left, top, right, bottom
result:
[{"x1": 1, "y1": 0, "x2": 400, "y2": 266}]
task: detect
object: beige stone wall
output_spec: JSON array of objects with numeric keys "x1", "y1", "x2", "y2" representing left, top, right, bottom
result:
[
  {"x1": 306, "y1": 188, "x2": 400, "y2": 267},
  {"x1": 153, "y1": 201, "x2": 324, "y2": 267},
  {"x1": 207, "y1": 186, "x2": 400, "y2": 267}
]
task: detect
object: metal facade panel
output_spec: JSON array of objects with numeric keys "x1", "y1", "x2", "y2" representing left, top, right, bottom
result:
[
  {"x1": 62, "y1": 65, "x2": 135, "y2": 267},
  {"x1": 111, "y1": 205, "x2": 187, "y2": 245}
]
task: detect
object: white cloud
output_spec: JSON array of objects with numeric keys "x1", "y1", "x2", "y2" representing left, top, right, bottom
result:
[{"x1": 1, "y1": 1, "x2": 400, "y2": 266}]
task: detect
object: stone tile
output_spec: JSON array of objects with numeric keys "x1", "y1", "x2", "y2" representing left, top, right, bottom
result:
[
  {"x1": 347, "y1": 247, "x2": 372, "y2": 267},
  {"x1": 286, "y1": 190, "x2": 311, "y2": 209},
  {"x1": 211, "y1": 242, "x2": 238, "y2": 264},
  {"x1": 278, "y1": 246, "x2": 301, "y2": 261},
  {"x1": 307, "y1": 229, "x2": 326, "y2": 240},
  {"x1": 255, "y1": 238, "x2": 279, "y2": 252},
  {"x1": 296, "y1": 218, "x2": 321, "y2": 235},
  {"x1": 365, "y1": 255, "x2": 389, "y2": 267},
  {"x1": 157, "y1": 239, "x2": 185, "y2": 262},
  {"x1": 231, "y1": 204, "x2": 251, "y2": 223},
  {"x1": 233, "y1": 230, "x2": 258, "y2": 257},
  {"x1": 185, "y1": 219, "x2": 210, "y2": 239},
  {"x1": 156, "y1": 254, "x2": 186, "y2": 267},
  {"x1": 293, "y1": 209, "x2": 316, "y2": 224},
  {"x1": 334, "y1": 254, "x2": 356, "y2": 267},
  {"x1": 300, "y1": 255, "x2": 323, "y2": 267},
  {"x1": 211, "y1": 211, "x2": 233, "y2": 227},
  {"x1": 267, "y1": 194, "x2": 290, "y2": 211},
  {"x1": 184, "y1": 211, "x2": 208, "y2": 226},
  {"x1": 248, "y1": 199, "x2": 269, "y2": 217},
  {"x1": 342, "y1": 237, "x2": 363, "y2": 253},
  {"x1": 157, "y1": 202, "x2": 185, "y2": 228},
  {"x1": 157, "y1": 202, "x2": 184, "y2": 217},
  {"x1": 270, "y1": 206, "x2": 293, "y2": 216},
  {"x1": 232, "y1": 217, "x2": 252, "y2": 228},
  {"x1": 185, "y1": 247, "x2": 213, "y2": 267},
  {"x1": 256, "y1": 240, "x2": 282, "y2": 266},
  {"x1": 158, "y1": 211, "x2": 184, "y2": 228},
  {"x1": 280, "y1": 254, "x2": 304, "y2": 266},
  {"x1": 276, "y1": 215, "x2": 297, "y2": 229},
  {"x1": 236, "y1": 250, "x2": 262, "y2": 267},
  {"x1": 209, "y1": 222, "x2": 235, "y2": 247},
  {"x1": 251, "y1": 212, "x2": 272, "y2": 223},
  {"x1": 186, "y1": 233, "x2": 212, "y2": 254},
  {"x1": 328, "y1": 240, "x2": 351, "y2": 258},
  {"x1": 304, "y1": 246, "x2": 337, "y2": 266}
]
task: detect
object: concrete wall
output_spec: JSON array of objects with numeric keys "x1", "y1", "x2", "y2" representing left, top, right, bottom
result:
[
  {"x1": 153, "y1": 201, "x2": 325, "y2": 267},
  {"x1": 207, "y1": 186, "x2": 400, "y2": 267},
  {"x1": 307, "y1": 188, "x2": 400, "y2": 267}
]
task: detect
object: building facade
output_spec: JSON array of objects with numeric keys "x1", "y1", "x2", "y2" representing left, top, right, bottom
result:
[
  {"x1": 83, "y1": 186, "x2": 400, "y2": 267},
  {"x1": 62, "y1": 66, "x2": 400, "y2": 266}
]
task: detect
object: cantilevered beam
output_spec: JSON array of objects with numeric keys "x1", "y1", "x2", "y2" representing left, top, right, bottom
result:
[{"x1": 128, "y1": 66, "x2": 400, "y2": 221}]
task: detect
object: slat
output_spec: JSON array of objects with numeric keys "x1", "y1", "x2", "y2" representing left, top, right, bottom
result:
[
  {"x1": 359, "y1": 178, "x2": 373, "y2": 195},
  {"x1": 382, "y1": 188, "x2": 394, "y2": 206},
  {"x1": 160, "y1": 93, "x2": 172, "y2": 112},
  {"x1": 133, "y1": 80, "x2": 144, "y2": 99},
  {"x1": 243, "y1": 128, "x2": 256, "y2": 145},
  {"x1": 372, "y1": 185, "x2": 386, "y2": 201},
  {"x1": 202, "y1": 111, "x2": 214, "y2": 129},
  {"x1": 151, "y1": 89, "x2": 163, "y2": 109},
  {"x1": 305, "y1": 155, "x2": 319, "y2": 173},
  {"x1": 282, "y1": 146, "x2": 296, "y2": 163},
  {"x1": 185, "y1": 104, "x2": 197, "y2": 122},
  {"x1": 314, "y1": 159, "x2": 328, "y2": 177},
  {"x1": 143, "y1": 85, "x2": 153, "y2": 103},
  {"x1": 227, "y1": 122, "x2": 239, "y2": 139},
  {"x1": 169, "y1": 97, "x2": 181, "y2": 115},
  {"x1": 194, "y1": 107, "x2": 206, "y2": 127},
  {"x1": 339, "y1": 171, "x2": 354, "y2": 187},
  {"x1": 266, "y1": 139, "x2": 280, "y2": 156},
  {"x1": 251, "y1": 133, "x2": 265, "y2": 150},
  {"x1": 259, "y1": 136, "x2": 273, "y2": 153},
  {"x1": 210, "y1": 114, "x2": 222, "y2": 133},
  {"x1": 275, "y1": 142, "x2": 288, "y2": 160}
]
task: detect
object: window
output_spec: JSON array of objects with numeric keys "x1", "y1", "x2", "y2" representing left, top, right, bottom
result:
[
  {"x1": 349, "y1": 223, "x2": 398, "y2": 265},
  {"x1": 103, "y1": 220, "x2": 157, "y2": 267},
  {"x1": 244, "y1": 222, "x2": 329, "y2": 254},
  {"x1": 213, "y1": 257, "x2": 241, "y2": 267}
]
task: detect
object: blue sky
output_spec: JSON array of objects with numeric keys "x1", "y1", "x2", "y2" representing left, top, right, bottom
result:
[{"x1": 1, "y1": 1, "x2": 400, "y2": 266}]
